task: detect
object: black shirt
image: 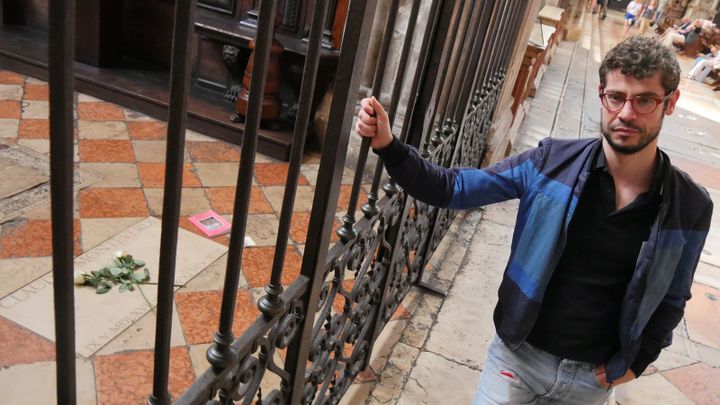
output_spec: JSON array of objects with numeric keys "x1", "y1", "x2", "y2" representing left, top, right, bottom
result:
[{"x1": 527, "y1": 146, "x2": 664, "y2": 370}]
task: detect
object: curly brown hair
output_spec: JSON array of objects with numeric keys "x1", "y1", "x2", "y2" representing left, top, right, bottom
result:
[{"x1": 599, "y1": 36, "x2": 680, "y2": 95}]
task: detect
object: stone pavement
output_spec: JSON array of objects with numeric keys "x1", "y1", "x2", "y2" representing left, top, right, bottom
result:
[{"x1": 352, "y1": 10, "x2": 720, "y2": 405}]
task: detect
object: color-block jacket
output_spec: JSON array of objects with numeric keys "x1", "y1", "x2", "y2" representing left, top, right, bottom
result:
[{"x1": 376, "y1": 136, "x2": 713, "y2": 382}]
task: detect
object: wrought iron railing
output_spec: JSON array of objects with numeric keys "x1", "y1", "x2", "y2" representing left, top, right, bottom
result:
[{"x1": 44, "y1": 0, "x2": 531, "y2": 404}]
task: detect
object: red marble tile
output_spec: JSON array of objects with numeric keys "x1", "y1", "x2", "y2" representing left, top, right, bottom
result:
[
  {"x1": 684, "y1": 283, "x2": 720, "y2": 350},
  {"x1": 78, "y1": 139, "x2": 135, "y2": 163},
  {"x1": 0, "y1": 316, "x2": 56, "y2": 367},
  {"x1": 18, "y1": 119, "x2": 49, "y2": 139},
  {"x1": 0, "y1": 100, "x2": 21, "y2": 118},
  {"x1": 337, "y1": 184, "x2": 368, "y2": 212},
  {"x1": 289, "y1": 212, "x2": 341, "y2": 244},
  {"x1": 0, "y1": 219, "x2": 80, "y2": 258},
  {"x1": 78, "y1": 188, "x2": 149, "y2": 218},
  {"x1": 23, "y1": 84, "x2": 49, "y2": 100},
  {"x1": 206, "y1": 186, "x2": 273, "y2": 215},
  {"x1": 254, "y1": 163, "x2": 309, "y2": 186},
  {"x1": 186, "y1": 141, "x2": 240, "y2": 162},
  {"x1": 391, "y1": 304, "x2": 410, "y2": 320},
  {"x1": 0, "y1": 71, "x2": 25, "y2": 84},
  {"x1": 94, "y1": 347, "x2": 195, "y2": 405},
  {"x1": 175, "y1": 289, "x2": 258, "y2": 344},
  {"x1": 138, "y1": 162, "x2": 201, "y2": 188},
  {"x1": 663, "y1": 362, "x2": 720, "y2": 405},
  {"x1": 242, "y1": 246, "x2": 302, "y2": 288},
  {"x1": 127, "y1": 121, "x2": 168, "y2": 140},
  {"x1": 76, "y1": 102, "x2": 125, "y2": 121},
  {"x1": 353, "y1": 367, "x2": 378, "y2": 384},
  {"x1": 668, "y1": 154, "x2": 720, "y2": 191},
  {"x1": 179, "y1": 216, "x2": 229, "y2": 246}
]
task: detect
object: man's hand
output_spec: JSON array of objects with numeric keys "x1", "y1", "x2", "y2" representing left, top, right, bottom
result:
[
  {"x1": 356, "y1": 97, "x2": 393, "y2": 150},
  {"x1": 594, "y1": 364, "x2": 636, "y2": 388}
]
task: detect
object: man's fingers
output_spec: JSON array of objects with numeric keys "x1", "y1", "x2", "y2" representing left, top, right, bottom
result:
[
  {"x1": 360, "y1": 98, "x2": 375, "y2": 116},
  {"x1": 356, "y1": 121, "x2": 376, "y2": 136},
  {"x1": 358, "y1": 109, "x2": 377, "y2": 125},
  {"x1": 370, "y1": 97, "x2": 389, "y2": 121}
]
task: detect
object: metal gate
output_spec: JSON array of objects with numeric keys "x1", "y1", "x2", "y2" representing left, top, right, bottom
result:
[{"x1": 46, "y1": 0, "x2": 530, "y2": 403}]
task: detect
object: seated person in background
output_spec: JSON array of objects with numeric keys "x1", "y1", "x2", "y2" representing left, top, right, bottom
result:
[
  {"x1": 660, "y1": 18, "x2": 700, "y2": 49},
  {"x1": 687, "y1": 45, "x2": 720, "y2": 82}
]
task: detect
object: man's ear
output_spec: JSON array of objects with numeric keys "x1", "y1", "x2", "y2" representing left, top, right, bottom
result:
[{"x1": 664, "y1": 89, "x2": 681, "y2": 115}]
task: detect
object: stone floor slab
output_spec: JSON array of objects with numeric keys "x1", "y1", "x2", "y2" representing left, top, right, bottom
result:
[
  {"x1": 80, "y1": 217, "x2": 227, "y2": 285},
  {"x1": 96, "y1": 302, "x2": 186, "y2": 355},
  {"x1": 614, "y1": 373, "x2": 693, "y2": 405},
  {"x1": 396, "y1": 351, "x2": 480, "y2": 405},
  {"x1": 78, "y1": 162, "x2": 140, "y2": 188},
  {"x1": 0, "y1": 148, "x2": 47, "y2": 200},
  {"x1": 0, "y1": 256, "x2": 52, "y2": 299},
  {"x1": 663, "y1": 362, "x2": 720, "y2": 405},
  {"x1": 0, "y1": 359, "x2": 97, "y2": 405},
  {"x1": 0, "y1": 217, "x2": 225, "y2": 357},
  {"x1": 369, "y1": 319, "x2": 408, "y2": 373},
  {"x1": 684, "y1": 283, "x2": 720, "y2": 350},
  {"x1": 0, "y1": 270, "x2": 158, "y2": 357}
]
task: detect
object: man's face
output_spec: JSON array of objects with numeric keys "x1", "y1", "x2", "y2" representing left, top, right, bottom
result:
[{"x1": 600, "y1": 70, "x2": 680, "y2": 155}]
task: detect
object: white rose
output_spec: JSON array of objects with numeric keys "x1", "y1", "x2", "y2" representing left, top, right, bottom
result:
[
  {"x1": 74, "y1": 272, "x2": 86, "y2": 285},
  {"x1": 115, "y1": 250, "x2": 126, "y2": 258}
]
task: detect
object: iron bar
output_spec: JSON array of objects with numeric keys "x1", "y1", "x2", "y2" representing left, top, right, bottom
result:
[
  {"x1": 489, "y1": 0, "x2": 513, "y2": 83},
  {"x1": 282, "y1": 0, "x2": 379, "y2": 402},
  {"x1": 434, "y1": 0, "x2": 475, "y2": 122},
  {"x1": 207, "y1": 0, "x2": 278, "y2": 370},
  {"x1": 148, "y1": 0, "x2": 196, "y2": 404},
  {"x1": 258, "y1": 0, "x2": 331, "y2": 318},
  {"x1": 494, "y1": 0, "x2": 517, "y2": 76},
  {"x1": 444, "y1": 0, "x2": 485, "y2": 120},
  {"x1": 48, "y1": 0, "x2": 77, "y2": 403},
  {"x1": 423, "y1": 0, "x2": 463, "y2": 150},
  {"x1": 363, "y1": 0, "x2": 423, "y2": 218},
  {"x1": 337, "y1": 0, "x2": 399, "y2": 241},
  {"x1": 403, "y1": 0, "x2": 457, "y2": 148},
  {"x1": 476, "y1": 0, "x2": 508, "y2": 93},
  {"x1": 453, "y1": 0, "x2": 497, "y2": 124}
]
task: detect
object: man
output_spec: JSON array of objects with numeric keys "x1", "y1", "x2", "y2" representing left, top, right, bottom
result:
[{"x1": 355, "y1": 36, "x2": 712, "y2": 404}]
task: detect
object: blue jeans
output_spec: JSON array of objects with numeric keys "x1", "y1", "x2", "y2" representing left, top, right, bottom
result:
[{"x1": 474, "y1": 336, "x2": 611, "y2": 404}]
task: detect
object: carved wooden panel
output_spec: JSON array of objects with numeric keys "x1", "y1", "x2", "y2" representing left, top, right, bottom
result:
[
  {"x1": 3, "y1": 0, "x2": 49, "y2": 31},
  {"x1": 199, "y1": 0, "x2": 236, "y2": 15},
  {"x1": 122, "y1": 0, "x2": 175, "y2": 67}
]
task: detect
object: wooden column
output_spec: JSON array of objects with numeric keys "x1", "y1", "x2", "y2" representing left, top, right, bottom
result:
[{"x1": 75, "y1": 0, "x2": 124, "y2": 66}]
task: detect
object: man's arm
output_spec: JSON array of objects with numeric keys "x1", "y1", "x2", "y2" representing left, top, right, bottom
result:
[
  {"x1": 355, "y1": 97, "x2": 547, "y2": 208},
  {"x1": 631, "y1": 200, "x2": 714, "y2": 376}
]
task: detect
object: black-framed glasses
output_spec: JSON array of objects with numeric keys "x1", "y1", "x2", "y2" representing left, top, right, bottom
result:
[{"x1": 599, "y1": 90, "x2": 674, "y2": 115}]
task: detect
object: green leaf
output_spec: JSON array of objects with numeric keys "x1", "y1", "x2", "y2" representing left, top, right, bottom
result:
[
  {"x1": 118, "y1": 283, "x2": 129, "y2": 293},
  {"x1": 132, "y1": 271, "x2": 146, "y2": 282},
  {"x1": 96, "y1": 284, "x2": 111, "y2": 294},
  {"x1": 108, "y1": 266, "x2": 123, "y2": 276},
  {"x1": 134, "y1": 260, "x2": 145, "y2": 268}
]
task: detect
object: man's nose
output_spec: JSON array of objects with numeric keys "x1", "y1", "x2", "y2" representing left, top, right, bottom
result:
[{"x1": 617, "y1": 99, "x2": 637, "y2": 121}]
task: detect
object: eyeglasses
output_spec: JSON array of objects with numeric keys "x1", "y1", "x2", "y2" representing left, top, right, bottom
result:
[{"x1": 599, "y1": 91, "x2": 674, "y2": 115}]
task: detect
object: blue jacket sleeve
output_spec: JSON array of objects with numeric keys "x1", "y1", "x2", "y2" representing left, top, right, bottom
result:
[
  {"x1": 631, "y1": 199, "x2": 714, "y2": 376},
  {"x1": 374, "y1": 137, "x2": 548, "y2": 209}
]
